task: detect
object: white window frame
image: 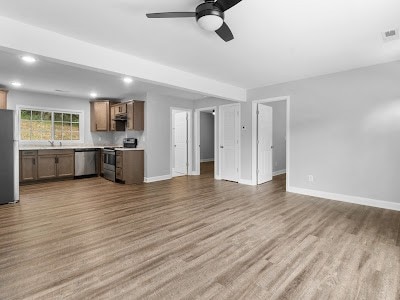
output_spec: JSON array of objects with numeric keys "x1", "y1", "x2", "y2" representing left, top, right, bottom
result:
[{"x1": 17, "y1": 105, "x2": 85, "y2": 145}]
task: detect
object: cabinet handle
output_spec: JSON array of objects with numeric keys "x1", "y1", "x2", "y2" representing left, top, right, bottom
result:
[
  {"x1": 55, "y1": 157, "x2": 58, "y2": 164},
  {"x1": 32, "y1": 158, "x2": 36, "y2": 165}
]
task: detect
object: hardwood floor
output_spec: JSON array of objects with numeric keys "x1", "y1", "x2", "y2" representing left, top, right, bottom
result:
[{"x1": 0, "y1": 167, "x2": 399, "y2": 299}]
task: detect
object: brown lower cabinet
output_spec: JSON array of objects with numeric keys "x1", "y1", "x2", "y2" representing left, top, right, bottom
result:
[
  {"x1": 115, "y1": 150, "x2": 144, "y2": 184},
  {"x1": 20, "y1": 149, "x2": 75, "y2": 183},
  {"x1": 20, "y1": 151, "x2": 38, "y2": 182},
  {"x1": 100, "y1": 149, "x2": 104, "y2": 175}
]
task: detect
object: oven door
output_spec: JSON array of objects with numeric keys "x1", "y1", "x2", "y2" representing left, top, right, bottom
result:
[{"x1": 103, "y1": 150, "x2": 116, "y2": 172}]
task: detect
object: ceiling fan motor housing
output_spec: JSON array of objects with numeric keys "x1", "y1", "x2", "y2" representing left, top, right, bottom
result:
[{"x1": 195, "y1": 2, "x2": 225, "y2": 21}]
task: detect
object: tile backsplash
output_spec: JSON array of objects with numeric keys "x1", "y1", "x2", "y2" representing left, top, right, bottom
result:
[{"x1": 113, "y1": 130, "x2": 144, "y2": 148}]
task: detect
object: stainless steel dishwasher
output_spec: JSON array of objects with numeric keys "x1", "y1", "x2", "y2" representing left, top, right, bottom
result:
[{"x1": 74, "y1": 149, "x2": 99, "y2": 177}]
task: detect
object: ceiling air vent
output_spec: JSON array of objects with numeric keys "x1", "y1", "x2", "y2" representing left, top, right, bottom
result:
[{"x1": 382, "y1": 28, "x2": 399, "y2": 42}]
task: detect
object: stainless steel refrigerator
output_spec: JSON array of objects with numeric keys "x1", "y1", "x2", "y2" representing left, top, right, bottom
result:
[{"x1": 0, "y1": 109, "x2": 17, "y2": 204}]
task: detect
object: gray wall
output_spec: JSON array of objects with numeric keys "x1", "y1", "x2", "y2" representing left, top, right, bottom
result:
[
  {"x1": 262, "y1": 101, "x2": 287, "y2": 172},
  {"x1": 7, "y1": 90, "x2": 115, "y2": 145},
  {"x1": 246, "y1": 60, "x2": 400, "y2": 203},
  {"x1": 200, "y1": 112, "x2": 214, "y2": 161},
  {"x1": 144, "y1": 92, "x2": 194, "y2": 178}
]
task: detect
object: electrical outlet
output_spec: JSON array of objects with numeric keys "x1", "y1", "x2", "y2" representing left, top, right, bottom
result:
[{"x1": 308, "y1": 175, "x2": 314, "y2": 182}]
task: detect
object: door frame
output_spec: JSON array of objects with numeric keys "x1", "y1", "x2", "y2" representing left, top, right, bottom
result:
[
  {"x1": 219, "y1": 103, "x2": 241, "y2": 183},
  {"x1": 170, "y1": 107, "x2": 193, "y2": 176},
  {"x1": 252, "y1": 96, "x2": 290, "y2": 189},
  {"x1": 194, "y1": 106, "x2": 217, "y2": 178}
]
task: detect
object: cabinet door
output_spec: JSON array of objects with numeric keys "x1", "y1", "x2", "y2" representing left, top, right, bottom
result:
[
  {"x1": 110, "y1": 106, "x2": 116, "y2": 131},
  {"x1": 38, "y1": 155, "x2": 57, "y2": 180},
  {"x1": 57, "y1": 155, "x2": 75, "y2": 177},
  {"x1": 0, "y1": 90, "x2": 7, "y2": 110},
  {"x1": 126, "y1": 102, "x2": 134, "y2": 130},
  {"x1": 117, "y1": 103, "x2": 127, "y2": 114},
  {"x1": 92, "y1": 101, "x2": 109, "y2": 131},
  {"x1": 20, "y1": 156, "x2": 37, "y2": 181},
  {"x1": 133, "y1": 101, "x2": 144, "y2": 131}
]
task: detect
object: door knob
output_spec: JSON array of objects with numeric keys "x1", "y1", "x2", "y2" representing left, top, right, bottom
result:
[{"x1": 220, "y1": 146, "x2": 224, "y2": 149}]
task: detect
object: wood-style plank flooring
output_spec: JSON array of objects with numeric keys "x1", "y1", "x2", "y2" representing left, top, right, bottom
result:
[{"x1": 1, "y1": 162, "x2": 400, "y2": 299}]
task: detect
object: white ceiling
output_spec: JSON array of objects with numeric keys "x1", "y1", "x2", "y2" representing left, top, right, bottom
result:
[
  {"x1": 0, "y1": 48, "x2": 206, "y2": 100},
  {"x1": 0, "y1": 0, "x2": 399, "y2": 90}
]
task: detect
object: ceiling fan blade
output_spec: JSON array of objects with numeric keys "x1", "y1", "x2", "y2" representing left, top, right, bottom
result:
[
  {"x1": 214, "y1": 0, "x2": 242, "y2": 12},
  {"x1": 215, "y1": 22, "x2": 234, "y2": 42},
  {"x1": 146, "y1": 12, "x2": 196, "y2": 18}
]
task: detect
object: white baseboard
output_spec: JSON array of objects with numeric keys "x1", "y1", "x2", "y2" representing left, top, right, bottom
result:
[
  {"x1": 273, "y1": 169, "x2": 286, "y2": 176},
  {"x1": 144, "y1": 174, "x2": 172, "y2": 183},
  {"x1": 239, "y1": 179, "x2": 256, "y2": 186},
  {"x1": 200, "y1": 158, "x2": 215, "y2": 163},
  {"x1": 287, "y1": 186, "x2": 400, "y2": 212}
]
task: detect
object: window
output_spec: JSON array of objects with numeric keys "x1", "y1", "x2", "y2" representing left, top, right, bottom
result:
[{"x1": 19, "y1": 108, "x2": 83, "y2": 142}]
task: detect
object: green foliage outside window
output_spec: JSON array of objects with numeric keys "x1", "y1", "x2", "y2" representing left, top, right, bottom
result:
[{"x1": 20, "y1": 109, "x2": 81, "y2": 141}]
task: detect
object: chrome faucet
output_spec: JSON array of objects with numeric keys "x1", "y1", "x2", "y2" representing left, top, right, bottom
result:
[
  {"x1": 48, "y1": 140, "x2": 54, "y2": 147},
  {"x1": 59, "y1": 141, "x2": 62, "y2": 147}
]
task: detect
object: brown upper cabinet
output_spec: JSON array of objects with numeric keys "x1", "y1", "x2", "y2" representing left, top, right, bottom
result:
[
  {"x1": 110, "y1": 106, "x2": 116, "y2": 131},
  {"x1": 91, "y1": 100, "x2": 144, "y2": 132},
  {"x1": 90, "y1": 100, "x2": 111, "y2": 132},
  {"x1": 0, "y1": 90, "x2": 8, "y2": 110},
  {"x1": 127, "y1": 101, "x2": 144, "y2": 131},
  {"x1": 115, "y1": 103, "x2": 127, "y2": 114}
]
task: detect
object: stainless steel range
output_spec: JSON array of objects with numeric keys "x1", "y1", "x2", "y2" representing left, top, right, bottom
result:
[{"x1": 103, "y1": 147, "x2": 116, "y2": 182}]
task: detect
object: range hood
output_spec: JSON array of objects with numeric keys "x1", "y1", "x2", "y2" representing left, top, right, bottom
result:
[{"x1": 113, "y1": 113, "x2": 127, "y2": 121}]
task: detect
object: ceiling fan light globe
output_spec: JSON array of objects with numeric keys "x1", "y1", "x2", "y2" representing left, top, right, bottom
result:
[{"x1": 197, "y1": 15, "x2": 223, "y2": 31}]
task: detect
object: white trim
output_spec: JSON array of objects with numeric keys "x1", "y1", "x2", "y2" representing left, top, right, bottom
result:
[
  {"x1": 200, "y1": 158, "x2": 215, "y2": 163},
  {"x1": 239, "y1": 179, "x2": 256, "y2": 186},
  {"x1": 144, "y1": 174, "x2": 172, "y2": 183},
  {"x1": 252, "y1": 96, "x2": 290, "y2": 189},
  {"x1": 273, "y1": 169, "x2": 286, "y2": 176},
  {"x1": 219, "y1": 103, "x2": 241, "y2": 183},
  {"x1": 170, "y1": 107, "x2": 193, "y2": 177},
  {"x1": 288, "y1": 186, "x2": 400, "y2": 212},
  {"x1": 194, "y1": 106, "x2": 218, "y2": 179}
]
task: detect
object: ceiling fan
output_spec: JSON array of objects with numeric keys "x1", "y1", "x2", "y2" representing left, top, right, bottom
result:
[{"x1": 146, "y1": 0, "x2": 242, "y2": 42}]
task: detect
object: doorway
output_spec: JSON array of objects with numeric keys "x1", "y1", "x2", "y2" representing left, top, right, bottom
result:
[
  {"x1": 194, "y1": 107, "x2": 217, "y2": 178},
  {"x1": 252, "y1": 97, "x2": 290, "y2": 188},
  {"x1": 219, "y1": 104, "x2": 241, "y2": 183},
  {"x1": 171, "y1": 108, "x2": 192, "y2": 177}
]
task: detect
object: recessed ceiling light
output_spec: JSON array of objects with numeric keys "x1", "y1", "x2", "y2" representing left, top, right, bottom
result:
[
  {"x1": 21, "y1": 55, "x2": 37, "y2": 64},
  {"x1": 11, "y1": 81, "x2": 22, "y2": 87},
  {"x1": 123, "y1": 77, "x2": 133, "y2": 84},
  {"x1": 90, "y1": 92, "x2": 97, "y2": 98}
]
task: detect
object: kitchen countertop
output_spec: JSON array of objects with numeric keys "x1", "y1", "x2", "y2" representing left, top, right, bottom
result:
[
  {"x1": 114, "y1": 148, "x2": 144, "y2": 151},
  {"x1": 19, "y1": 145, "x2": 144, "y2": 151}
]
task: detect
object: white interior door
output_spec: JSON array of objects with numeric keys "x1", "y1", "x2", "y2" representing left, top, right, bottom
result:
[
  {"x1": 257, "y1": 104, "x2": 273, "y2": 184},
  {"x1": 174, "y1": 111, "x2": 188, "y2": 176},
  {"x1": 220, "y1": 105, "x2": 240, "y2": 182}
]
